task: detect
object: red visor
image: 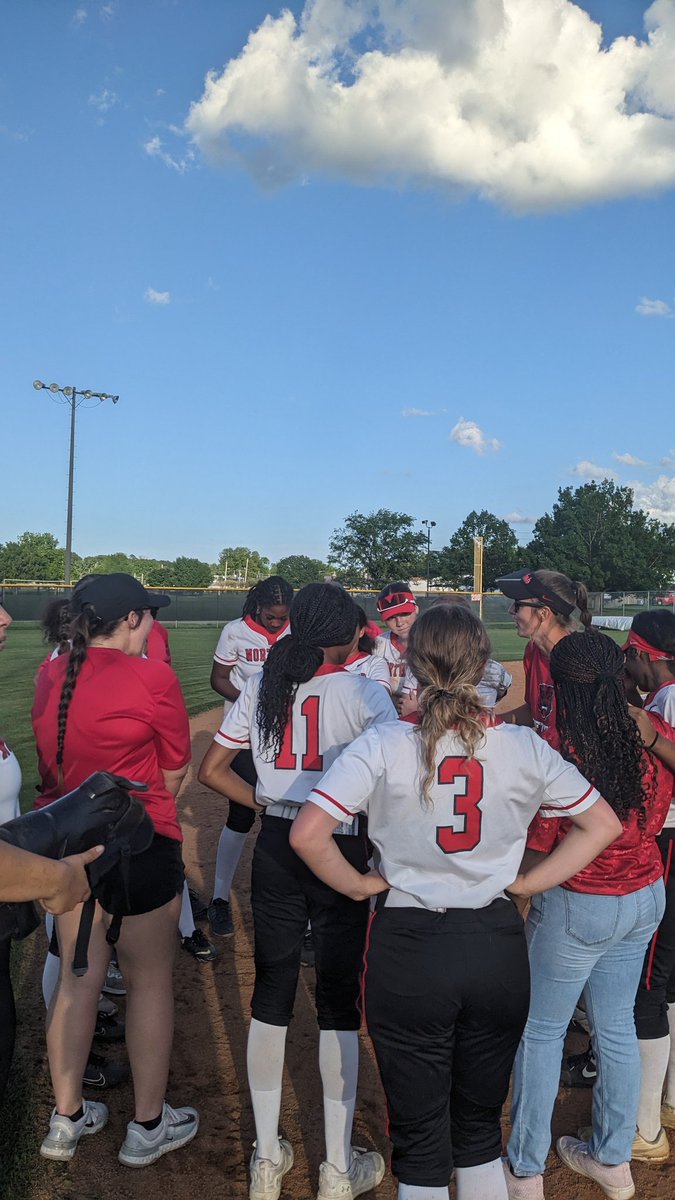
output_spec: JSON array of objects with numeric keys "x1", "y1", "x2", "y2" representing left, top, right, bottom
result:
[
  {"x1": 377, "y1": 591, "x2": 418, "y2": 618},
  {"x1": 622, "y1": 630, "x2": 672, "y2": 661}
]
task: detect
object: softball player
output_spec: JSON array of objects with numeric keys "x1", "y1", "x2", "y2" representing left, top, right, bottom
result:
[
  {"x1": 199, "y1": 583, "x2": 396, "y2": 1200},
  {"x1": 208, "y1": 577, "x2": 293, "y2": 937},
  {"x1": 372, "y1": 582, "x2": 418, "y2": 696},
  {"x1": 290, "y1": 605, "x2": 619, "y2": 1200},
  {"x1": 343, "y1": 606, "x2": 391, "y2": 689}
]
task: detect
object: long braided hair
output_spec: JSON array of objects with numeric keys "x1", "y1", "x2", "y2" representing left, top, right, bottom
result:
[
  {"x1": 55, "y1": 607, "x2": 121, "y2": 790},
  {"x1": 407, "y1": 605, "x2": 491, "y2": 806},
  {"x1": 242, "y1": 576, "x2": 293, "y2": 620},
  {"x1": 256, "y1": 583, "x2": 358, "y2": 760},
  {"x1": 549, "y1": 630, "x2": 649, "y2": 821}
]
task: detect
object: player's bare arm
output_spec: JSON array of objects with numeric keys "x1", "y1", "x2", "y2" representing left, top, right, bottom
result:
[
  {"x1": 290, "y1": 803, "x2": 389, "y2": 902},
  {"x1": 198, "y1": 742, "x2": 261, "y2": 810},
  {"x1": 507, "y1": 799, "x2": 622, "y2": 898},
  {"x1": 500, "y1": 702, "x2": 534, "y2": 727},
  {"x1": 210, "y1": 661, "x2": 241, "y2": 703},
  {"x1": 162, "y1": 764, "x2": 190, "y2": 798},
  {"x1": 629, "y1": 704, "x2": 675, "y2": 773},
  {"x1": 0, "y1": 841, "x2": 103, "y2": 912}
]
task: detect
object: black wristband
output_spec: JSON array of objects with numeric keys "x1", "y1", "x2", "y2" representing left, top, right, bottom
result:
[{"x1": 646, "y1": 729, "x2": 659, "y2": 751}]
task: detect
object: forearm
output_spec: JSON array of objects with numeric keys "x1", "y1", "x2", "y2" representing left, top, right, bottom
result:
[
  {"x1": 517, "y1": 822, "x2": 619, "y2": 896},
  {"x1": 648, "y1": 731, "x2": 675, "y2": 773},
  {"x1": 162, "y1": 765, "x2": 190, "y2": 798},
  {"x1": 210, "y1": 666, "x2": 240, "y2": 702},
  {"x1": 290, "y1": 828, "x2": 387, "y2": 901},
  {"x1": 198, "y1": 759, "x2": 260, "y2": 809},
  {"x1": 0, "y1": 843, "x2": 69, "y2": 903},
  {"x1": 500, "y1": 702, "x2": 533, "y2": 727}
]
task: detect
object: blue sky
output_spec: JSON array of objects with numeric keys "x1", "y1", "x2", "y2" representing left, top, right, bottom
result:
[{"x1": 2, "y1": 0, "x2": 674, "y2": 567}]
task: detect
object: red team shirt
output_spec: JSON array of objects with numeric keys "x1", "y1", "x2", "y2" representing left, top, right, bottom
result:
[
  {"x1": 213, "y1": 614, "x2": 290, "y2": 694},
  {"x1": 32, "y1": 649, "x2": 191, "y2": 841},
  {"x1": 214, "y1": 665, "x2": 397, "y2": 808},
  {"x1": 146, "y1": 620, "x2": 172, "y2": 665},
  {"x1": 523, "y1": 641, "x2": 560, "y2": 750}
]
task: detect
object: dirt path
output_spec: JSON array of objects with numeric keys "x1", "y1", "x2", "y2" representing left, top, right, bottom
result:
[{"x1": 8, "y1": 662, "x2": 675, "y2": 1198}]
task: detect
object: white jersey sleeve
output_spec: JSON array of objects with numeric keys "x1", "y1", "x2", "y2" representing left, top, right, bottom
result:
[
  {"x1": 213, "y1": 620, "x2": 239, "y2": 667},
  {"x1": 344, "y1": 653, "x2": 392, "y2": 690},
  {"x1": 214, "y1": 675, "x2": 256, "y2": 750},
  {"x1": 646, "y1": 683, "x2": 675, "y2": 726}
]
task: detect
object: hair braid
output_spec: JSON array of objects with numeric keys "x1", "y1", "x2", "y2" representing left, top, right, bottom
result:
[
  {"x1": 242, "y1": 575, "x2": 294, "y2": 619},
  {"x1": 407, "y1": 606, "x2": 491, "y2": 806},
  {"x1": 256, "y1": 583, "x2": 358, "y2": 760},
  {"x1": 55, "y1": 606, "x2": 119, "y2": 790},
  {"x1": 550, "y1": 630, "x2": 650, "y2": 821}
]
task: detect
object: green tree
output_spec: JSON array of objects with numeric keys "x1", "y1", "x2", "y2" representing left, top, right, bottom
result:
[
  {"x1": 81, "y1": 552, "x2": 135, "y2": 576},
  {"x1": 436, "y1": 511, "x2": 520, "y2": 589},
  {"x1": 273, "y1": 555, "x2": 330, "y2": 588},
  {"x1": 172, "y1": 557, "x2": 213, "y2": 587},
  {"x1": 216, "y1": 547, "x2": 270, "y2": 583},
  {"x1": 526, "y1": 480, "x2": 675, "y2": 590},
  {"x1": 0, "y1": 531, "x2": 78, "y2": 581},
  {"x1": 145, "y1": 562, "x2": 177, "y2": 588},
  {"x1": 329, "y1": 510, "x2": 427, "y2": 588}
]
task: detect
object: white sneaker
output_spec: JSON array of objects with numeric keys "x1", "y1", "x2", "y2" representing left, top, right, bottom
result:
[
  {"x1": 317, "y1": 1146, "x2": 386, "y2": 1199},
  {"x1": 40, "y1": 1100, "x2": 108, "y2": 1160},
  {"x1": 118, "y1": 1102, "x2": 199, "y2": 1167},
  {"x1": 249, "y1": 1138, "x2": 294, "y2": 1200}
]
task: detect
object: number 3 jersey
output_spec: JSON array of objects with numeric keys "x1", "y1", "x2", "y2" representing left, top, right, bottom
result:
[
  {"x1": 214, "y1": 664, "x2": 397, "y2": 808},
  {"x1": 309, "y1": 718, "x2": 599, "y2": 910}
]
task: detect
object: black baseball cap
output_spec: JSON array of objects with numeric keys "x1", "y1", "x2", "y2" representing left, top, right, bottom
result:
[
  {"x1": 495, "y1": 569, "x2": 575, "y2": 617},
  {"x1": 71, "y1": 573, "x2": 171, "y2": 622}
]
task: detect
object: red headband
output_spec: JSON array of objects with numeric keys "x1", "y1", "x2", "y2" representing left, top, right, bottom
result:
[
  {"x1": 376, "y1": 591, "x2": 418, "y2": 618},
  {"x1": 622, "y1": 630, "x2": 672, "y2": 662}
]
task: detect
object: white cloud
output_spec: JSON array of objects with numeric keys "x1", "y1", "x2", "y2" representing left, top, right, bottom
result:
[
  {"x1": 144, "y1": 288, "x2": 171, "y2": 305},
  {"x1": 88, "y1": 89, "x2": 118, "y2": 113},
  {"x1": 504, "y1": 510, "x2": 537, "y2": 524},
  {"x1": 631, "y1": 474, "x2": 675, "y2": 522},
  {"x1": 402, "y1": 407, "x2": 436, "y2": 417},
  {"x1": 570, "y1": 460, "x2": 615, "y2": 479},
  {"x1": 636, "y1": 296, "x2": 674, "y2": 317},
  {"x1": 144, "y1": 134, "x2": 195, "y2": 173},
  {"x1": 450, "y1": 417, "x2": 501, "y2": 455},
  {"x1": 660, "y1": 450, "x2": 675, "y2": 467},
  {"x1": 186, "y1": 0, "x2": 675, "y2": 211},
  {"x1": 613, "y1": 451, "x2": 648, "y2": 466},
  {"x1": 71, "y1": 7, "x2": 87, "y2": 27},
  {"x1": 100, "y1": 1, "x2": 116, "y2": 18}
]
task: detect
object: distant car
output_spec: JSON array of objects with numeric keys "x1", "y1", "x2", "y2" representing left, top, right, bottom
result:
[{"x1": 655, "y1": 592, "x2": 675, "y2": 606}]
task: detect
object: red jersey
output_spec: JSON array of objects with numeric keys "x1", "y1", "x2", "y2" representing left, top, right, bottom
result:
[
  {"x1": 524, "y1": 641, "x2": 559, "y2": 750},
  {"x1": 527, "y1": 710, "x2": 674, "y2": 895},
  {"x1": 32, "y1": 649, "x2": 191, "y2": 841},
  {"x1": 146, "y1": 620, "x2": 172, "y2": 665}
]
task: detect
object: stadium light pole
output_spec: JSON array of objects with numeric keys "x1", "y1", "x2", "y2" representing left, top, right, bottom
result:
[
  {"x1": 33, "y1": 380, "x2": 119, "y2": 585},
  {"x1": 421, "y1": 519, "x2": 436, "y2": 593}
]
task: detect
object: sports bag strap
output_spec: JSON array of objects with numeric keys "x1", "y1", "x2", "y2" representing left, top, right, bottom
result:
[{"x1": 72, "y1": 896, "x2": 95, "y2": 977}]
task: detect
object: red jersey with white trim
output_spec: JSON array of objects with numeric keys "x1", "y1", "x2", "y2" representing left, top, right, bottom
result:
[
  {"x1": 214, "y1": 666, "x2": 397, "y2": 808},
  {"x1": 309, "y1": 719, "x2": 599, "y2": 910},
  {"x1": 213, "y1": 615, "x2": 290, "y2": 693},
  {"x1": 344, "y1": 651, "x2": 392, "y2": 690},
  {"x1": 524, "y1": 641, "x2": 559, "y2": 749},
  {"x1": 646, "y1": 682, "x2": 675, "y2": 829},
  {"x1": 373, "y1": 631, "x2": 407, "y2": 695},
  {"x1": 32, "y1": 649, "x2": 191, "y2": 841},
  {"x1": 146, "y1": 620, "x2": 171, "y2": 665}
]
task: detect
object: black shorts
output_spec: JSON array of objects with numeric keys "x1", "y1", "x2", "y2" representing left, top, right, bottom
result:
[
  {"x1": 226, "y1": 751, "x2": 258, "y2": 834},
  {"x1": 95, "y1": 833, "x2": 184, "y2": 918},
  {"x1": 364, "y1": 897, "x2": 530, "y2": 1186},
  {"x1": 635, "y1": 829, "x2": 675, "y2": 1039},
  {"x1": 250, "y1": 815, "x2": 369, "y2": 1029}
]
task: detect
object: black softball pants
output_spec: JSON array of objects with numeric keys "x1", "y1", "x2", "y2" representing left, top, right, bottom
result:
[{"x1": 635, "y1": 829, "x2": 675, "y2": 1039}]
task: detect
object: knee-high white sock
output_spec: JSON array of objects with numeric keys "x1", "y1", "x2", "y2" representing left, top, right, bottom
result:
[
  {"x1": 455, "y1": 1159, "x2": 507, "y2": 1200},
  {"x1": 637, "y1": 1035, "x2": 670, "y2": 1138},
  {"x1": 247, "y1": 1018, "x2": 288, "y2": 1163},
  {"x1": 665, "y1": 1004, "x2": 675, "y2": 1107},
  {"x1": 398, "y1": 1186, "x2": 450, "y2": 1200},
  {"x1": 178, "y1": 880, "x2": 196, "y2": 938},
  {"x1": 319, "y1": 1029, "x2": 359, "y2": 1174},
  {"x1": 42, "y1": 950, "x2": 60, "y2": 1009},
  {"x1": 213, "y1": 826, "x2": 248, "y2": 899}
]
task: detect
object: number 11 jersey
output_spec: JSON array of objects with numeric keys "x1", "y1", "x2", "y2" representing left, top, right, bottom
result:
[{"x1": 214, "y1": 664, "x2": 397, "y2": 808}]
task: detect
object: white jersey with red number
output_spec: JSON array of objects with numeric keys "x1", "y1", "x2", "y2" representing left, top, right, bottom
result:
[
  {"x1": 373, "y1": 631, "x2": 407, "y2": 694},
  {"x1": 309, "y1": 719, "x2": 599, "y2": 910},
  {"x1": 344, "y1": 652, "x2": 392, "y2": 690},
  {"x1": 401, "y1": 659, "x2": 513, "y2": 708},
  {"x1": 213, "y1": 614, "x2": 290, "y2": 693},
  {"x1": 646, "y1": 681, "x2": 675, "y2": 829},
  {"x1": 214, "y1": 666, "x2": 397, "y2": 808}
]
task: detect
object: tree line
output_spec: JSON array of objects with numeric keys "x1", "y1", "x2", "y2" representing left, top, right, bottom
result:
[{"x1": 2, "y1": 480, "x2": 674, "y2": 592}]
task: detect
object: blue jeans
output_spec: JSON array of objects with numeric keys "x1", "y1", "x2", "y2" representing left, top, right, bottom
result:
[{"x1": 508, "y1": 881, "x2": 665, "y2": 1173}]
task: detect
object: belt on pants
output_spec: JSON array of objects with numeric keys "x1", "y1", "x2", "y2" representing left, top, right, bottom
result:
[{"x1": 263, "y1": 801, "x2": 359, "y2": 837}]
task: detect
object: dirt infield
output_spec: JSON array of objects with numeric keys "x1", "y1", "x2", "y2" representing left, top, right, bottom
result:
[{"x1": 9, "y1": 660, "x2": 675, "y2": 1198}]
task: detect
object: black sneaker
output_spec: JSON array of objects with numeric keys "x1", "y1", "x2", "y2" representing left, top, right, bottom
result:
[
  {"x1": 207, "y1": 898, "x2": 234, "y2": 938},
  {"x1": 561, "y1": 1046, "x2": 596, "y2": 1087},
  {"x1": 83, "y1": 1051, "x2": 130, "y2": 1089},
  {"x1": 93, "y1": 1014, "x2": 126, "y2": 1043},
  {"x1": 188, "y1": 887, "x2": 208, "y2": 922},
  {"x1": 181, "y1": 929, "x2": 219, "y2": 962},
  {"x1": 300, "y1": 930, "x2": 315, "y2": 968}
]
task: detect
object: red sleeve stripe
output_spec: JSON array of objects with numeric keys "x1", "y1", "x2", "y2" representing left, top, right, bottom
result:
[
  {"x1": 557, "y1": 784, "x2": 596, "y2": 812},
  {"x1": 214, "y1": 655, "x2": 237, "y2": 665},
  {"x1": 311, "y1": 787, "x2": 352, "y2": 816},
  {"x1": 217, "y1": 732, "x2": 249, "y2": 744}
]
